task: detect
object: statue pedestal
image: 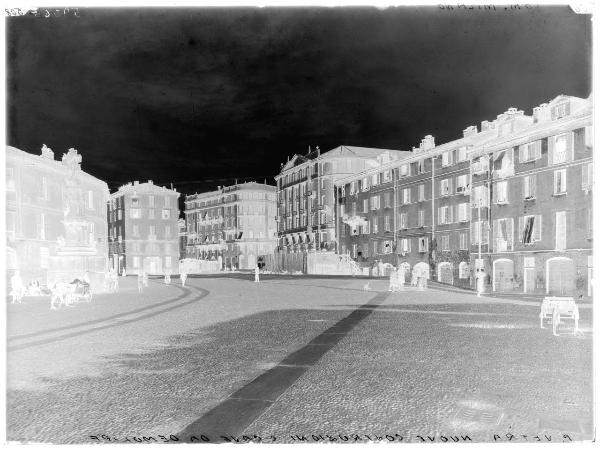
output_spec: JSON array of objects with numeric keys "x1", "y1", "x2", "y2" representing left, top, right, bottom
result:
[{"x1": 47, "y1": 253, "x2": 108, "y2": 293}]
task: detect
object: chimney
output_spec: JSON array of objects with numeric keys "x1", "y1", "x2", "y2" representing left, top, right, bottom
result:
[
  {"x1": 420, "y1": 135, "x2": 435, "y2": 150},
  {"x1": 134, "y1": 181, "x2": 139, "y2": 186},
  {"x1": 462, "y1": 125, "x2": 478, "y2": 138},
  {"x1": 148, "y1": 180, "x2": 153, "y2": 185}
]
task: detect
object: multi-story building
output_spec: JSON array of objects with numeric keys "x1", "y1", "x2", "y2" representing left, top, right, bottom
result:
[
  {"x1": 107, "y1": 180, "x2": 180, "y2": 275},
  {"x1": 6, "y1": 145, "x2": 109, "y2": 287},
  {"x1": 336, "y1": 126, "x2": 498, "y2": 287},
  {"x1": 275, "y1": 146, "x2": 405, "y2": 253},
  {"x1": 178, "y1": 218, "x2": 187, "y2": 261},
  {"x1": 469, "y1": 95, "x2": 593, "y2": 297},
  {"x1": 184, "y1": 182, "x2": 277, "y2": 270}
]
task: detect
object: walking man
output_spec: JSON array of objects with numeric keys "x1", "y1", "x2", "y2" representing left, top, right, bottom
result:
[
  {"x1": 137, "y1": 271, "x2": 143, "y2": 293},
  {"x1": 254, "y1": 265, "x2": 260, "y2": 283},
  {"x1": 181, "y1": 270, "x2": 187, "y2": 287},
  {"x1": 10, "y1": 270, "x2": 24, "y2": 304},
  {"x1": 476, "y1": 268, "x2": 486, "y2": 298}
]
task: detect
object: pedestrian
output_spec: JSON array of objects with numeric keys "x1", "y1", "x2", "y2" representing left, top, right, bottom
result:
[
  {"x1": 254, "y1": 265, "x2": 260, "y2": 283},
  {"x1": 165, "y1": 269, "x2": 171, "y2": 285},
  {"x1": 397, "y1": 266, "x2": 405, "y2": 290},
  {"x1": 476, "y1": 268, "x2": 486, "y2": 297},
  {"x1": 137, "y1": 271, "x2": 143, "y2": 293},
  {"x1": 181, "y1": 270, "x2": 187, "y2": 287},
  {"x1": 142, "y1": 271, "x2": 149, "y2": 288},
  {"x1": 388, "y1": 268, "x2": 396, "y2": 292},
  {"x1": 10, "y1": 270, "x2": 24, "y2": 304}
]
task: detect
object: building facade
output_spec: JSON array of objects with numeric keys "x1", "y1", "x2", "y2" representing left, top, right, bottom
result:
[
  {"x1": 275, "y1": 145, "x2": 405, "y2": 254},
  {"x1": 469, "y1": 95, "x2": 593, "y2": 297},
  {"x1": 178, "y1": 218, "x2": 187, "y2": 261},
  {"x1": 6, "y1": 145, "x2": 109, "y2": 288},
  {"x1": 184, "y1": 182, "x2": 277, "y2": 270},
  {"x1": 107, "y1": 181, "x2": 180, "y2": 275}
]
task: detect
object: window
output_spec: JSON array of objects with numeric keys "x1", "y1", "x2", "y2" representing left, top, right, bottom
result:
[
  {"x1": 441, "y1": 235, "x2": 450, "y2": 251},
  {"x1": 551, "y1": 133, "x2": 573, "y2": 165},
  {"x1": 349, "y1": 181, "x2": 357, "y2": 195},
  {"x1": 459, "y1": 233, "x2": 468, "y2": 250},
  {"x1": 399, "y1": 164, "x2": 410, "y2": 177},
  {"x1": 552, "y1": 102, "x2": 569, "y2": 120},
  {"x1": 457, "y1": 146, "x2": 468, "y2": 162},
  {"x1": 585, "y1": 126, "x2": 593, "y2": 149},
  {"x1": 399, "y1": 213, "x2": 408, "y2": 229},
  {"x1": 493, "y1": 218, "x2": 514, "y2": 252},
  {"x1": 519, "y1": 141, "x2": 541, "y2": 162},
  {"x1": 384, "y1": 192, "x2": 391, "y2": 208},
  {"x1": 418, "y1": 184, "x2": 425, "y2": 201},
  {"x1": 457, "y1": 203, "x2": 469, "y2": 222},
  {"x1": 382, "y1": 170, "x2": 392, "y2": 182},
  {"x1": 418, "y1": 237, "x2": 429, "y2": 253},
  {"x1": 472, "y1": 155, "x2": 489, "y2": 174},
  {"x1": 418, "y1": 209, "x2": 425, "y2": 227},
  {"x1": 362, "y1": 221, "x2": 370, "y2": 234},
  {"x1": 492, "y1": 149, "x2": 514, "y2": 178},
  {"x1": 148, "y1": 209, "x2": 155, "y2": 219},
  {"x1": 472, "y1": 185, "x2": 489, "y2": 207},
  {"x1": 519, "y1": 215, "x2": 542, "y2": 244},
  {"x1": 438, "y1": 206, "x2": 453, "y2": 225},
  {"x1": 352, "y1": 244, "x2": 357, "y2": 259},
  {"x1": 130, "y1": 209, "x2": 141, "y2": 219},
  {"x1": 523, "y1": 175, "x2": 536, "y2": 200},
  {"x1": 340, "y1": 186, "x2": 346, "y2": 198},
  {"x1": 417, "y1": 159, "x2": 425, "y2": 174},
  {"x1": 165, "y1": 226, "x2": 171, "y2": 238},
  {"x1": 456, "y1": 175, "x2": 469, "y2": 194},
  {"x1": 370, "y1": 195, "x2": 381, "y2": 210},
  {"x1": 361, "y1": 177, "x2": 370, "y2": 191},
  {"x1": 440, "y1": 178, "x2": 452, "y2": 196},
  {"x1": 149, "y1": 195, "x2": 155, "y2": 207},
  {"x1": 133, "y1": 257, "x2": 140, "y2": 268},
  {"x1": 384, "y1": 215, "x2": 391, "y2": 232},
  {"x1": 162, "y1": 209, "x2": 171, "y2": 219},
  {"x1": 582, "y1": 163, "x2": 593, "y2": 190},
  {"x1": 132, "y1": 225, "x2": 139, "y2": 237},
  {"x1": 442, "y1": 151, "x2": 453, "y2": 167},
  {"x1": 495, "y1": 181, "x2": 508, "y2": 204},
  {"x1": 363, "y1": 199, "x2": 369, "y2": 213},
  {"x1": 383, "y1": 240, "x2": 393, "y2": 254},
  {"x1": 164, "y1": 196, "x2": 171, "y2": 208},
  {"x1": 459, "y1": 261, "x2": 470, "y2": 279},
  {"x1": 7, "y1": 167, "x2": 15, "y2": 192},
  {"x1": 351, "y1": 202, "x2": 357, "y2": 216},
  {"x1": 149, "y1": 225, "x2": 156, "y2": 238},
  {"x1": 372, "y1": 217, "x2": 379, "y2": 234},
  {"x1": 553, "y1": 169, "x2": 567, "y2": 195},
  {"x1": 87, "y1": 191, "x2": 94, "y2": 209},
  {"x1": 471, "y1": 221, "x2": 490, "y2": 245},
  {"x1": 37, "y1": 213, "x2": 45, "y2": 240},
  {"x1": 399, "y1": 238, "x2": 411, "y2": 253},
  {"x1": 402, "y1": 188, "x2": 411, "y2": 204},
  {"x1": 371, "y1": 173, "x2": 379, "y2": 187},
  {"x1": 555, "y1": 211, "x2": 566, "y2": 250},
  {"x1": 41, "y1": 177, "x2": 48, "y2": 200}
]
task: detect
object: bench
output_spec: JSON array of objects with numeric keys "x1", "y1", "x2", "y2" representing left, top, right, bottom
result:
[{"x1": 540, "y1": 297, "x2": 580, "y2": 336}]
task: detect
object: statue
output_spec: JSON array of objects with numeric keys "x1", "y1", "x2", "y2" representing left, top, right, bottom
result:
[
  {"x1": 41, "y1": 144, "x2": 54, "y2": 160},
  {"x1": 61, "y1": 148, "x2": 82, "y2": 173}
]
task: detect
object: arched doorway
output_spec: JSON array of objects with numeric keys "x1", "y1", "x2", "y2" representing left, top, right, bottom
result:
[
  {"x1": 414, "y1": 262, "x2": 430, "y2": 279},
  {"x1": 438, "y1": 262, "x2": 454, "y2": 285},
  {"x1": 493, "y1": 259, "x2": 514, "y2": 292},
  {"x1": 546, "y1": 257, "x2": 575, "y2": 296}
]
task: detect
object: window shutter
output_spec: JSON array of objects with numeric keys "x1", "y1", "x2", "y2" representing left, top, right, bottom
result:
[
  {"x1": 535, "y1": 141, "x2": 542, "y2": 159},
  {"x1": 567, "y1": 132, "x2": 574, "y2": 161},
  {"x1": 518, "y1": 145, "x2": 525, "y2": 162},
  {"x1": 534, "y1": 215, "x2": 542, "y2": 241},
  {"x1": 449, "y1": 205, "x2": 454, "y2": 223},
  {"x1": 519, "y1": 216, "x2": 524, "y2": 243},
  {"x1": 492, "y1": 220, "x2": 499, "y2": 252},
  {"x1": 548, "y1": 136, "x2": 555, "y2": 165}
]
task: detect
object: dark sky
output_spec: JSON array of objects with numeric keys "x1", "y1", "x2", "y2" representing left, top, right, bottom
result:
[{"x1": 7, "y1": 6, "x2": 591, "y2": 197}]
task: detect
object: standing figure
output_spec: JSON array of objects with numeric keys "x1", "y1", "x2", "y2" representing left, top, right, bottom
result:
[
  {"x1": 397, "y1": 266, "x2": 405, "y2": 290},
  {"x1": 137, "y1": 272, "x2": 143, "y2": 293},
  {"x1": 181, "y1": 270, "x2": 188, "y2": 287},
  {"x1": 411, "y1": 268, "x2": 417, "y2": 287},
  {"x1": 254, "y1": 265, "x2": 260, "y2": 283},
  {"x1": 10, "y1": 270, "x2": 24, "y2": 304},
  {"x1": 142, "y1": 271, "x2": 149, "y2": 288},
  {"x1": 165, "y1": 269, "x2": 171, "y2": 285},
  {"x1": 476, "y1": 268, "x2": 486, "y2": 298},
  {"x1": 388, "y1": 268, "x2": 396, "y2": 292}
]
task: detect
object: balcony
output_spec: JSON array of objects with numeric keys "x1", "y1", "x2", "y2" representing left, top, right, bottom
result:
[{"x1": 553, "y1": 151, "x2": 569, "y2": 165}]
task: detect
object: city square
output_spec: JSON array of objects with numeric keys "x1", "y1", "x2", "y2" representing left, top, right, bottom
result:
[{"x1": 7, "y1": 275, "x2": 593, "y2": 443}]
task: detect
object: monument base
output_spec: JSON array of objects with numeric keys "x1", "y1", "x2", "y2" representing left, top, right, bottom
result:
[{"x1": 47, "y1": 253, "x2": 108, "y2": 293}]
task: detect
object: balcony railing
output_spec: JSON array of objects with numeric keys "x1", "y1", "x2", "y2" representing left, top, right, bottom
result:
[{"x1": 553, "y1": 151, "x2": 569, "y2": 164}]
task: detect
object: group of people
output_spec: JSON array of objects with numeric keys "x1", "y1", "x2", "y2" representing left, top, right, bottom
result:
[{"x1": 388, "y1": 265, "x2": 429, "y2": 292}]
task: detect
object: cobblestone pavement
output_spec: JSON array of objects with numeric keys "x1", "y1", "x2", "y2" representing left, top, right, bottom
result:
[{"x1": 6, "y1": 276, "x2": 593, "y2": 443}]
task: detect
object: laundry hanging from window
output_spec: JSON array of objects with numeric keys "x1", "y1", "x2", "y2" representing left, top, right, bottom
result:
[{"x1": 522, "y1": 216, "x2": 535, "y2": 244}]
